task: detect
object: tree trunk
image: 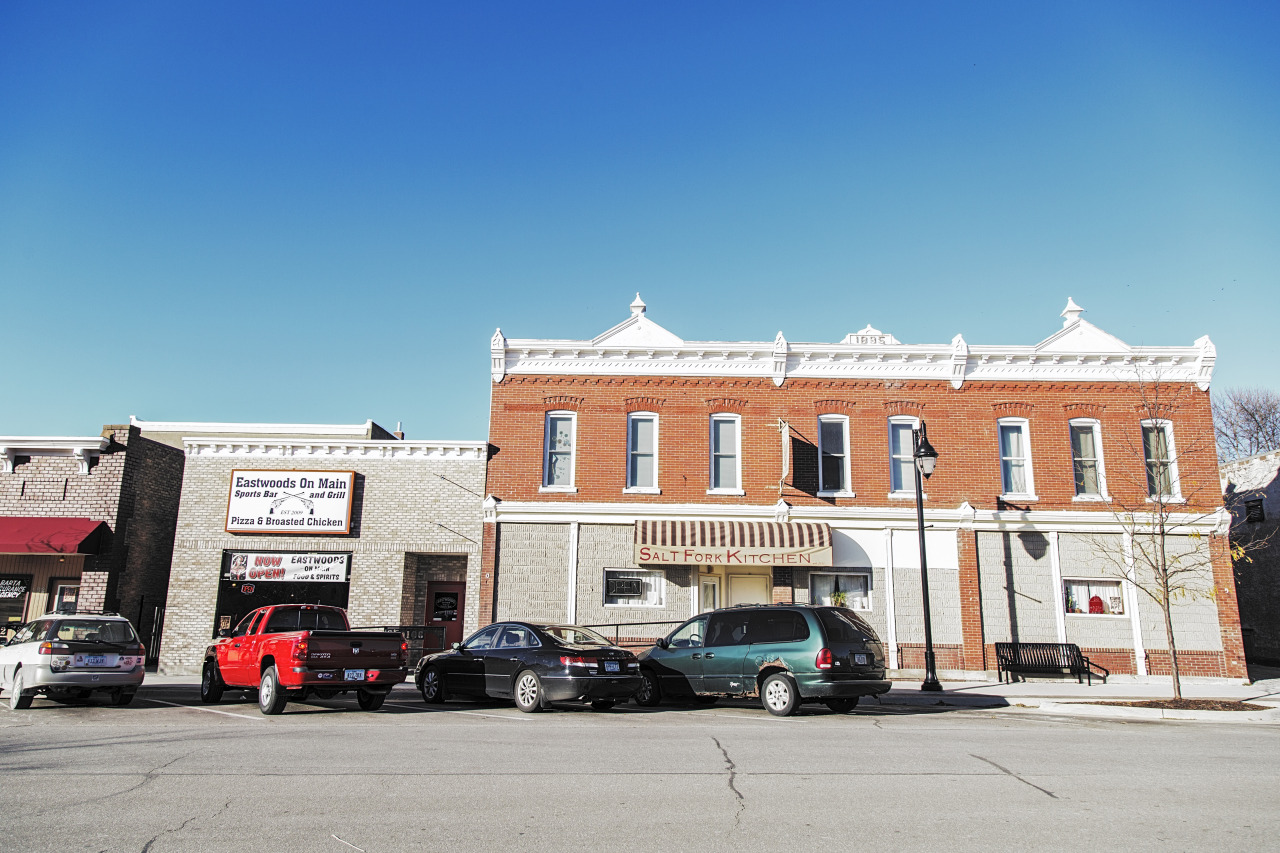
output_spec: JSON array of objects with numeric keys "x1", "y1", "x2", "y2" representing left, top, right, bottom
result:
[{"x1": 1162, "y1": 593, "x2": 1182, "y2": 700}]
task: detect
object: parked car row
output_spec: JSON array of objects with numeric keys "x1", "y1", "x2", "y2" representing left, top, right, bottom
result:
[{"x1": 2, "y1": 603, "x2": 892, "y2": 717}]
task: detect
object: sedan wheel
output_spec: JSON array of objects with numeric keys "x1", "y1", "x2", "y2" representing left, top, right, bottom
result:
[
  {"x1": 513, "y1": 670, "x2": 544, "y2": 713},
  {"x1": 420, "y1": 666, "x2": 445, "y2": 704},
  {"x1": 8, "y1": 669, "x2": 33, "y2": 711},
  {"x1": 761, "y1": 673, "x2": 800, "y2": 717}
]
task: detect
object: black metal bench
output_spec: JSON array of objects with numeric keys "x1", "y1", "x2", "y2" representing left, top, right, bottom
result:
[{"x1": 995, "y1": 642, "x2": 1109, "y2": 685}]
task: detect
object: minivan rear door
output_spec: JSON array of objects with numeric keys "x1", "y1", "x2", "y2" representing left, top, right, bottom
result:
[{"x1": 745, "y1": 609, "x2": 813, "y2": 680}]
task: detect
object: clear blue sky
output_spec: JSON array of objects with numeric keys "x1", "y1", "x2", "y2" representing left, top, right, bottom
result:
[{"x1": 2, "y1": 2, "x2": 1277, "y2": 439}]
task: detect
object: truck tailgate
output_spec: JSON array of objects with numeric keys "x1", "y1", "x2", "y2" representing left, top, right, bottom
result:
[{"x1": 306, "y1": 631, "x2": 404, "y2": 669}]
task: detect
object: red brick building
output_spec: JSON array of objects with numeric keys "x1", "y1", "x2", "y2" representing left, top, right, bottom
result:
[{"x1": 481, "y1": 296, "x2": 1244, "y2": 681}]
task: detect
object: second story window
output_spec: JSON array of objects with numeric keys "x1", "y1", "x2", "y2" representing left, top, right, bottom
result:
[
  {"x1": 888, "y1": 419, "x2": 917, "y2": 493},
  {"x1": 818, "y1": 415, "x2": 850, "y2": 494},
  {"x1": 626, "y1": 413, "x2": 658, "y2": 491},
  {"x1": 998, "y1": 419, "x2": 1035, "y2": 498},
  {"x1": 709, "y1": 414, "x2": 741, "y2": 493},
  {"x1": 543, "y1": 412, "x2": 576, "y2": 489},
  {"x1": 1142, "y1": 420, "x2": 1179, "y2": 499},
  {"x1": 1069, "y1": 420, "x2": 1106, "y2": 498}
]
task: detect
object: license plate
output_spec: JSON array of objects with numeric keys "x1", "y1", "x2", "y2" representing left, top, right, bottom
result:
[
  {"x1": 603, "y1": 660, "x2": 620, "y2": 673},
  {"x1": 343, "y1": 669, "x2": 365, "y2": 681},
  {"x1": 853, "y1": 654, "x2": 869, "y2": 665},
  {"x1": 82, "y1": 654, "x2": 107, "y2": 667}
]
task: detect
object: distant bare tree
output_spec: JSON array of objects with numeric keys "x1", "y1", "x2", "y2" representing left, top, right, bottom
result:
[{"x1": 1214, "y1": 387, "x2": 1280, "y2": 462}]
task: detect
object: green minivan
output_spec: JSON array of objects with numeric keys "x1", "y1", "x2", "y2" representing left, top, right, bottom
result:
[{"x1": 635, "y1": 604, "x2": 891, "y2": 716}]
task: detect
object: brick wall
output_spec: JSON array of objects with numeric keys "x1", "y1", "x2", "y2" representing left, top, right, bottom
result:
[
  {"x1": 159, "y1": 452, "x2": 485, "y2": 674},
  {"x1": 486, "y1": 376, "x2": 1221, "y2": 516}
]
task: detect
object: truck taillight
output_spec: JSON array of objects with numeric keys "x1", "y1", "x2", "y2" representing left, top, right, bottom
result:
[
  {"x1": 816, "y1": 648, "x2": 834, "y2": 670},
  {"x1": 293, "y1": 638, "x2": 309, "y2": 660},
  {"x1": 400, "y1": 640, "x2": 408, "y2": 657}
]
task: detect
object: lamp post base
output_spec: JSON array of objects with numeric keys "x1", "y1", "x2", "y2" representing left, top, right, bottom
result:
[{"x1": 920, "y1": 679, "x2": 943, "y2": 692}]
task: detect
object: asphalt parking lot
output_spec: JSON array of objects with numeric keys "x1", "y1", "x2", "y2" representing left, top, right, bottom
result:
[{"x1": 4, "y1": 681, "x2": 1279, "y2": 852}]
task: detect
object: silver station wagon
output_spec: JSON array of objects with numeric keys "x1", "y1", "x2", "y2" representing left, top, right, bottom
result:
[{"x1": 1, "y1": 613, "x2": 146, "y2": 709}]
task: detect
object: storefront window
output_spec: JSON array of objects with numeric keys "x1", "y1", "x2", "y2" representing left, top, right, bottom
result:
[
  {"x1": 604, "y1": 568, "x2": 664, "y2": 607},
  {"x1": 810, "y1": 572, "x2": 870, "y2": 610},
  {"x1": 1063, "y1": 579, "x2": 1125, "y2": 615},
  {"x1": 0, "y1": 576, "x2": 32, "y2": 630}
]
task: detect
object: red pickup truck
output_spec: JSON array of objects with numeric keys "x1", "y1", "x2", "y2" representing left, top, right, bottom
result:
[{"x1": 200, "y1": 604, "x2": 407, "y2": 715}]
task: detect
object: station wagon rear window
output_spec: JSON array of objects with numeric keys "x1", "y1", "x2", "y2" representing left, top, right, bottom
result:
[{"x1": 53, "y1": 619, "x2": 137, "y2": 644}]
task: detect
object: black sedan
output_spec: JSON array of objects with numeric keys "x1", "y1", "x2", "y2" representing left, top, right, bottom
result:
[{"x1": 415, "y1": 621, "x2": 641, "y2": 712}]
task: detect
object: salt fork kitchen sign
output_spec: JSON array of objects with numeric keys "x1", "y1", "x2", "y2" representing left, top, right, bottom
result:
[{"x1": 225, "y1": 470, "x2": 355, "y2": 535}]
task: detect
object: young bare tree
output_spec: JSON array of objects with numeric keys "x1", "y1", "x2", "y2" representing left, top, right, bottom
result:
[
  {"x1": 1214, "y1": 387, "x2": 1280, "y2": 462},
  {"x1": 1088, "y1": 369, "x2": 1226, "y2": 699}
]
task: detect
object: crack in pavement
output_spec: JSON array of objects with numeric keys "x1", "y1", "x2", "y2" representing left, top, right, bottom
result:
[
  {"x1": 711, "y1": 736, "x2": 745, "y2": 830},
  {"x1": 29, "y1": 750, "x2": 197, "y2": 818},
  {"x1": 140, "y1": 798, "x2": 231, "y2": 853},
  {"x1": 970, "y1": 754, "x2": 1058, "y2": 799}
]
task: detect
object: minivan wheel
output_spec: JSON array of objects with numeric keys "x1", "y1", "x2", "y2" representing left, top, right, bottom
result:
[
  {"x1": 634, "y1": 669, "x2": 661, "y2": 707},
  {"x1": 761, "y1": 673, "x2": 800, "y2": 717},
  {"x1": 824, "y1": 697, "x2": 859, "y2": 714}
]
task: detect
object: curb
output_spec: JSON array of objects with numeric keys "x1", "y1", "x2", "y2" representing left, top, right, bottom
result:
[{"x1": 873, "y1": 692, "x2": 1280, "y2": 723}]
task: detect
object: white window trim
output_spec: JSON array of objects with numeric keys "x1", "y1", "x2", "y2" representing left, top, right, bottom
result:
[
  {"x1": 707, "y1": 413, "x2": 744, "y2": 495},
  {"x1": 817, "y1": 414, "x2": 855, "y2": 497},
  {"x1": 1068, "y1": 418, "x2": 1110, "y2": 501},
  {"x1": 623, "y1": 411, "x2": 661, "y2": 495},
  {"x1": 887, "y1": 416, "x2": 924, "y2": 500},
  {"x1": 603, "y1": 567, "x2": 666, "y2": 608},
  {"x1": 1062, "y1": 577, "x2": 1128, "y2": 619},
  {"x1": 540, "y1": 410, "x2": 578, "y2": 493},
  {"x1": 997, "y1": 417, "x2": 1038, "y2": 501},
  {"x1": 1140, "y1": 419, "x2": 1183, "y2": 501},
  {"x1": 809, "y1": 570, "x2": 873, "y2": 611}
]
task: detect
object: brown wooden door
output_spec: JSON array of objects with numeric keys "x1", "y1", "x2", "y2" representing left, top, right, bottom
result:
[{"x1": 426, "y1": 583, "x2": 465, "y2": 650}]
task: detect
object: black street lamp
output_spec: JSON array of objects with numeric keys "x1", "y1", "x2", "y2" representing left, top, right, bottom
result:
[{"x1": 912, "y1": 421, "x2": 943, "y2": 692}]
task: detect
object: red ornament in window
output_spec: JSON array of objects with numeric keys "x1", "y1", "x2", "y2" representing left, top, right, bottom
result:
[{"x1": 1089, "y1": 595, "x2": 1104, "y2": 614}]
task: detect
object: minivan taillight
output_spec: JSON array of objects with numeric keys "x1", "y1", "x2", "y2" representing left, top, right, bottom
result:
[{"x1": 816, "y1": 648, "x2": 834, "y2": 670}]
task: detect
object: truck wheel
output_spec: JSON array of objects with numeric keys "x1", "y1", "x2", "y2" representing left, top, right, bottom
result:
[
  {"x1": 633, "y1": 669, "x2": 661, "y2": 707},
  {"x1": 258, "y1": 666, "x2": 288, "y2": 715},
  {"x1": 8, "y1": 669, "x2": 33, "y2": 711},
  {"x1": 420, "y1": 666, "x2": 445, "y2": 704},
  {"x1": 824, "y1": 697, "x2": 859, "y2": 713},
  {"x1": 761, "y1": 673, "x2": 800, "y2": 717},
  {"x1": 200, "y1": 662, "x2": 225, "y2": 704},
  {"x1": 513, "y1": 670, "x2": 544, "y2": 713},
  {"x1": 356, "y1": 689, "x2": 386, "y2": 711}
]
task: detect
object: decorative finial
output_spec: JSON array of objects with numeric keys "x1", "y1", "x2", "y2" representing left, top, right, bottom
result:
[
  {"x1": 630, "y1": 293, "x2": 646, "y2": 316},
  {"x1": 1061, "y1": 297, "x2": 1084, "y2": 327}
]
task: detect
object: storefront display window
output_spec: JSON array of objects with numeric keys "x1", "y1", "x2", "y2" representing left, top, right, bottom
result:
[
  {"x1": 810, "y1": 572, "x2": 870, "y2": 610},
  {"x1": 0, "y1": 575, "x2": 32, "y2": 631},
  {"x1": 604, "y1": 568, "x2": 664, "y2": 607},
  {"x1": 1063, "y1": 578, "x2": 1125, "y2": 615}
]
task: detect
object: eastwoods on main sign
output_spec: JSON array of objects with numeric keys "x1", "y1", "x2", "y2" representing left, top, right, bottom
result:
[{"x1": 225, "y1": 470, "x2": 355, "y2": 535}]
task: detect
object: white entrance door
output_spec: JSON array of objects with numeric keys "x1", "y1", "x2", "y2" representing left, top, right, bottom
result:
[
  {"x1": 727, "y1": 574, "x2": 770, "y2": 607},
  {"x1": 699, "y1": 578, "x2": 720, "y2": 612}
]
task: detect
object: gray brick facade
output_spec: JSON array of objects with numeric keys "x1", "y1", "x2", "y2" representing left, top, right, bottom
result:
[{"x1": 159, "y1": 440, "x2": 485, "y2": 674}]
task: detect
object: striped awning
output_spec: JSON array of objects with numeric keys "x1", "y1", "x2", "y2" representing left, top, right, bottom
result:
[{"x1": 634, "y1": 520, "x2": 832, "y2": 567}]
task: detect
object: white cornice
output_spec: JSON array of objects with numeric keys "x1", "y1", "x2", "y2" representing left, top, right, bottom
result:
[
  {"x1": 494, "y1": 298, "x2": 1214, "y2": 389},
  {"x1": 183, "y1": 438, "x2": 487, "y2": 461},
  {"x1": 489, "y1": 499, "x2": 1225, "y2": 534},
  {"x1": 132, "y1": 416, "x2": 375, "y2": 437},
  {"x1": 0, "y1": 437, "x2": 110, "y2": 474}
]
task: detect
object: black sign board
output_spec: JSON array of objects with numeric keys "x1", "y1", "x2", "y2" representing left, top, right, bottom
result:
[{"x1": 606, "y1": 577, "x2": 644, "y2": 598}]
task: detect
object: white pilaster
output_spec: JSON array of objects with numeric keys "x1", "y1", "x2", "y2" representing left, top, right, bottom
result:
[
  {"x1": 566, "y1": 521, "x2": 579, "y2": 624},
  {"x1": 883, "y1": 527, "x2": 899, "y2": 670},
  {"x1": 1123, "y1": 532, "x2": 1148, "y2": 677},
  {"x1": 1048, "y1": 531, "x2": 1066, "y2": 643}
]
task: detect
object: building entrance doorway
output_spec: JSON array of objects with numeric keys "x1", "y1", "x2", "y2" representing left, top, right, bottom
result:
[
  {"x1": 727, "y1": 574, "x2": 770, "y2": 607},
  {"x1": 426, "y1": 582, "x2": 466, "y2": 649}
]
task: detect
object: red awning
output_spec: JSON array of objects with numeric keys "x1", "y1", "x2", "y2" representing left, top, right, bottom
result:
[{"x1": 0, "y1": 517, "x2": 109, "y2": 554}]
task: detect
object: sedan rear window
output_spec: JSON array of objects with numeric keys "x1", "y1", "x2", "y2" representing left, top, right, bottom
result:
[
  {"x1": 816, "y1": 608, "x2": 880, "y2": 644},
  {"x1": 543, "y1": 625, "x2": 612, "y2": 646},
  {"x1": 53, "y1": 619, "x2": 137, "y2": 644}
]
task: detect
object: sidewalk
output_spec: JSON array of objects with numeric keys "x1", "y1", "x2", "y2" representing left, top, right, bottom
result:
[{"x1": 876, "y1": 665, "x2": 1280, "y2": 722}]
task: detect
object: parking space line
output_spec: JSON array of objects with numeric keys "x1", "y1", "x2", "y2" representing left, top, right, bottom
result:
[{"x1": 140, "y1": 698, "x2": 265, "y2": 721}]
